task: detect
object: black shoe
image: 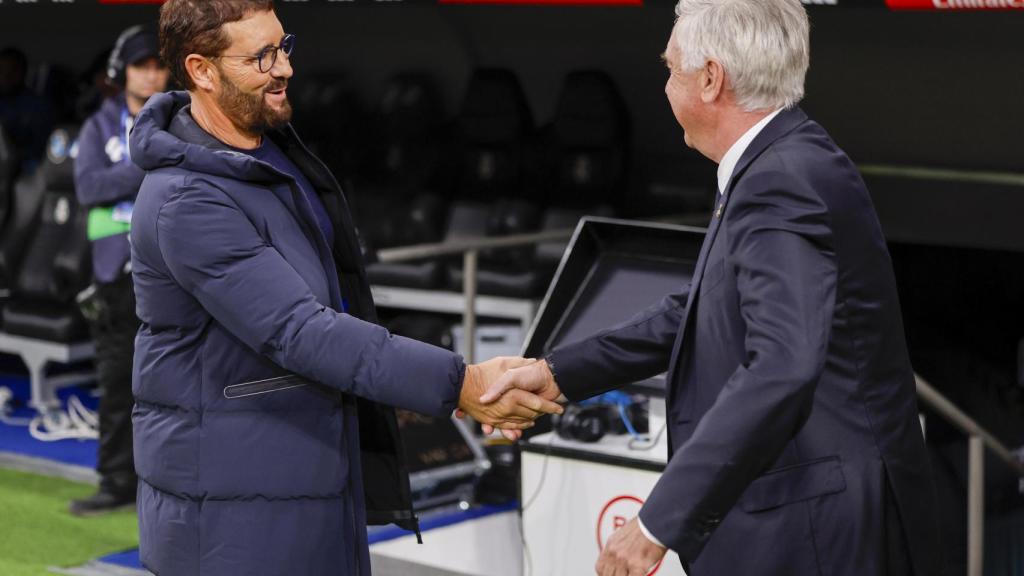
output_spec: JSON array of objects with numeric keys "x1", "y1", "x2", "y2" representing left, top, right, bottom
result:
[{"x1": 69, "y1": 489, "x2": 136, "y2": 517}]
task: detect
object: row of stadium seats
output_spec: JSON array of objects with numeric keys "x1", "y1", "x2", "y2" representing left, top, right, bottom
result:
[
  {"x1": 293, "y1": 68, "x2": 630, "y2": 208},
  {"x1": 317, "y1": 68, "x2": 629, "y2": 296},
  {"x1": 0, "y1": 126, "x2": 91, "y2": 343}
]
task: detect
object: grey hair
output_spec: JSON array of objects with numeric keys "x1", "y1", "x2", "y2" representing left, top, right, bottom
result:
[{"x1": 674, "y1": 0, "x2": 810, "y2": 112}]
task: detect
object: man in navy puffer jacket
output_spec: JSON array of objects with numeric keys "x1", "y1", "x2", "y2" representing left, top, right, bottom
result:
[{"x1": 129, "y1": 1, "x2": 561, "y2": 574}]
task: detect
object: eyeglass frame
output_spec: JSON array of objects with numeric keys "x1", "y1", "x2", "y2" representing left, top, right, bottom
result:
[{"x1": 215, "y1": 33, "x2": 295, "y2": 74}]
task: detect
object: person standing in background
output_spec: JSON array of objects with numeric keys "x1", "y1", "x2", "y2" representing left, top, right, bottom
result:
[
  {"x1": 0, "y1": 46, "x2": 55, "y2": 174},
  {"x1": 70, "y1": 26, "x2": 168, "y2": 516}
]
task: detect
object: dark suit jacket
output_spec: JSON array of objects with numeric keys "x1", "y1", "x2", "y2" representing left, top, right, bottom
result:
[{"x1": 548, "y1": 107, "x2": 940, "y2": 576}]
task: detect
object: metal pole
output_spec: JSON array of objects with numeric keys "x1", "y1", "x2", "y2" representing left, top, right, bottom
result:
[
  {"x1": 463, "y1": 250, "x2": 478, "y2": 365},
  {"x1": 968, "y1": 435, "x2": 985, "y2": 576},
  {"x1": 378, "y1": 229, "x2": 575, "y2": 263},
  {"x1": 375, "y1": 216, "x2": 706, "y2": 264},
  {"x1": 916, "y1": 376, "x2": 1024, "y2": 477}
]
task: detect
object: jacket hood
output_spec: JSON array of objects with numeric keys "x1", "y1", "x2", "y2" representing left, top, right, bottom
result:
[{"x1": 129, "y1": 90, "x2": 282, "y2": 184}]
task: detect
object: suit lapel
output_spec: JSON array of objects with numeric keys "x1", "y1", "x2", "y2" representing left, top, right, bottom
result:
[
  {"x1": 665, "y1": 107, "x2": 810, "y2": 395},
  {"x1": 664, "y1": 195, "x2": 725, "y2": 411}
]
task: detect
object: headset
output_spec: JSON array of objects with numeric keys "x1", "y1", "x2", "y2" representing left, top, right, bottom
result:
[{"x1": 106, "y1": 25, "x2": 146, "y2": 87}]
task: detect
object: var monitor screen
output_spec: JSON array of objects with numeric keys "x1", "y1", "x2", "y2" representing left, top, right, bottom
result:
[
  {"x1": 525, "y1": 217, "x2": 705, "y2": 395},
  {"x1": 545, "y1": 252, "x2": 691, "y2": 352}
]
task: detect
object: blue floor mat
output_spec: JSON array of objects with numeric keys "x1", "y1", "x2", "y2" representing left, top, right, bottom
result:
[
  {"x1": 98, "y1": 549, "x2": 144, "y2": 569},
  {"x1": 0, "y1": 373, "x2": 99, "y2": 469},
  {"x1": 367, "y1": 501, "x2": 519, "y2": 545}
]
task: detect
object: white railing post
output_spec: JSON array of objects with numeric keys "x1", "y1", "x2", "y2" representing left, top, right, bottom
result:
[
  {"x1": 968, "y1": 435, "x2": 985, "y2": 576},
  {"x1": 462, "y1": 250, "x2": 478, "y2": 365}
]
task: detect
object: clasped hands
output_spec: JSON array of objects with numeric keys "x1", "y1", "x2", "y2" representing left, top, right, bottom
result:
[
  {"x1": 457, "y1": 357, "x2": 669, "y2": 575},
  {"x1": 457, "y1": 356, "x2": 565, "y2": 440}
]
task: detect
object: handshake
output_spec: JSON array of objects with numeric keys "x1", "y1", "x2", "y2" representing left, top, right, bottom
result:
[{"x1": 457, "y1": 357, "x2": 567, "y2": 441}]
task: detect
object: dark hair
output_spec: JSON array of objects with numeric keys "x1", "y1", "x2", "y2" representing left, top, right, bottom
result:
[{"x1": 159, "y1": 0, "x2": 275, "y2": 90}]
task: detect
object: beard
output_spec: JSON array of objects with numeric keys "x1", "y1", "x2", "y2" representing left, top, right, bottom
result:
[{"x1": 216, "y1": 67, "x2": 292, "y2": 136}]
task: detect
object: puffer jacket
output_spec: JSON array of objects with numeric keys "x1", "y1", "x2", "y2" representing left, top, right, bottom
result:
[{"x1": 129, "y1": 91, "x2": 465, "y2": 576}]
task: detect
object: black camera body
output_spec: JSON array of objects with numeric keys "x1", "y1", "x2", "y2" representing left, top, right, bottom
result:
[{"x1": 553, "y1": 400, "x2": 647, "y2": 443}]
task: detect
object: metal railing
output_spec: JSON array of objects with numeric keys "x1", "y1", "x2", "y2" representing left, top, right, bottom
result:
[
  {"x1": 374, "y1": 223, "x2": 1024, "y2": 576},
  {"x1": 374, "y1": 213, "x2": 710, "y2": 362},
  {"x1": 915, "y1": 375, "x2": 1024, "y2": 576},
  {"x1": 377, "y1": 229, "x2": 576, "y2": 363}
]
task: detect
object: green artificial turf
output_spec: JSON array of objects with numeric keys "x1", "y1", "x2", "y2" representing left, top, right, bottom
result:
[{"x1": 0, "y1": 467, "x2": 138, "y2": 576}]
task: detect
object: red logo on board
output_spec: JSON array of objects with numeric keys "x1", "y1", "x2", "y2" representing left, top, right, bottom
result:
[{"x1": 597, "y1": 495, "x2": 665, "y2": 576}]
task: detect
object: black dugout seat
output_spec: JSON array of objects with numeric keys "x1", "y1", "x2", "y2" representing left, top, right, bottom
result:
[
  {"x1": 353, "y1": 74, "x2": 450, "y2": 289},
  {"x1": 288, "y1": 74, "x2": 363, "y2": 185},
  {"x1": 444, "y1": 202, "x2": 615, "y2": 298},
  {"x1": 542, "y1": 70, "x2": 629, "y2": 210},
  {"x1": 0, "y1": 125, "x2": 15, "y2": 236},
  {"x1": 452, "y1": 68, "x2": 536, "y2": 203},
  {"x1": 0, "y1": 134, "x2": 46, "y2": 299},
  {"x1": 361, "y1": 193, "x2": 448, "y2": 289},
  {"x1": 28, "y1": 62, "x2": 77, "y2": 124},
  {"x1": 0, "y1": 125, "x2": 15, "y2": 307},
  {"x1": 2, "y1": 126, "x2": 91, "y2": 342},
  {"x1": 358, "y1": 73, "x2": 448, "y2": 191},
  {"x1": 444, "y1": 199, "x2": 548, "y2": 297},
  {"x1": 442, "y1": 69, "x2": 547, "y2": 296},
  {"x1": 526, "y1": 71, "x2": 630, "y2": 272}
]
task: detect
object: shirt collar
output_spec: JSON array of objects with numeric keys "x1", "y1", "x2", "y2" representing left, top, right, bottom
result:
[{"x1": 716, "y1": 107, "x2": 784, "y2": 195}]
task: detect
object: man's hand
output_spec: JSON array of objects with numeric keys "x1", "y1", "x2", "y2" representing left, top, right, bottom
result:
[
  {"x1": 458, "y1": 357, "x2": 564, "y2": 441},
  {"x1": 596, "y1": 517, "x2": 667, "y2": 576},
  {"x1": 477, "y1": 359, "x2": 565, "y2": 439}
]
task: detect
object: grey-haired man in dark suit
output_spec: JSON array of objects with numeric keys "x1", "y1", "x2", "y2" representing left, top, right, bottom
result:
[{"x1": 481, "y1": 1, "x2": 939, "y2": 574}]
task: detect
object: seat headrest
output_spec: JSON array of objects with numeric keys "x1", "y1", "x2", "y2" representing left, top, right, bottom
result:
[
  {"x1": 292, "y1": 74, "x2": 351, "y2": 112},
  {"x1": 40, "y1": 126, "x2": 80, "y2": 191},
  {"x1": 458, "y1": 69, "x2": 533, "y2": 144},
  {"x1": 12, "y1": 189, "x2": 86, "y2": 302},
  {"x1": 553, "y1": 70, "x2": 628, "y2": 146},
  {"x1": 379, "y1": 73, "x2": 444, "y2": 139},
  {"x1": 289, "y1": 74, "x2": 362, "y2": 140}
]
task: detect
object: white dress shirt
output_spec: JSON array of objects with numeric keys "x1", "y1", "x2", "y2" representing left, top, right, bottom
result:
[
  {"x1": 636, "y1": 107, "x2": 783, "y2": 551},
  {"x1": 716, "y1": 108, "x2": 784, "y2": 195}
]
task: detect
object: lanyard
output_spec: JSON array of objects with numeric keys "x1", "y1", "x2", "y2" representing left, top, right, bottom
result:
[
  {"x1": 120, "y1": 105, "x2": 134, "y2": 165},
  {"x1": 115, "y1": 104, "x2": 136, "y2": 222}
]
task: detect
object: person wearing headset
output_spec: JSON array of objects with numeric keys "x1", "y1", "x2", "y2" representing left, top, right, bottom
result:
[{"x1": 70, "y1": 26, "x2": 169, "y2": 516}]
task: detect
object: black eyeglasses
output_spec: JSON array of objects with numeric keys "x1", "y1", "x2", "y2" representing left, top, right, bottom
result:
[{"x1": 218, "y1": 34, "x2": 295, "y2": 73}]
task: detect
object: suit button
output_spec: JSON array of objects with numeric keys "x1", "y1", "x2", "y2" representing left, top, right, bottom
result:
[{"x1": 697, "y1": 514, "x2": 721, "y2": 533}]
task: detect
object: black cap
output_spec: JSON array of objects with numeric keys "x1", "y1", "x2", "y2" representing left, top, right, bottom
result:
[{"x1": 120, "y1": 29, "x2": 160, "y2": 67}]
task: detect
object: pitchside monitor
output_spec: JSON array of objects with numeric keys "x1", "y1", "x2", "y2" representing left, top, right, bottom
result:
[{"x1": 523, "y1": 217, "x2": 705, "y2": 396}]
